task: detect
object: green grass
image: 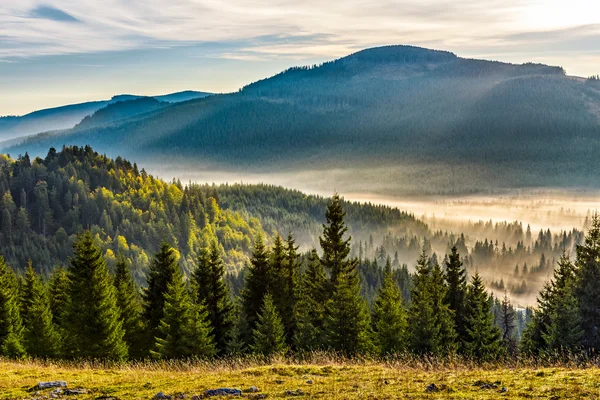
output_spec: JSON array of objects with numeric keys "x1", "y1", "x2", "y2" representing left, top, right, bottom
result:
[{"x1": 1, "y1": 357, "x2": 599, "y2": 399}]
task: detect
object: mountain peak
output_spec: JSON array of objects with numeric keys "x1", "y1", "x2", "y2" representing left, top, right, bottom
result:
[{"x1": 341, "y1": 45, "x2": 457, "y2": 64}]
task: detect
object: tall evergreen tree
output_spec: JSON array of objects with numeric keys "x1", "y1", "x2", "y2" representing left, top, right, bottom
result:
[
  {"x1": 464, "y1": 273, "x2": 503, "y2": 361},
  {"x1": 430, "y1": 261, "x2": 457, "y2": 355},
  {"x1": 241, "y1": 234, "x2": 273, "y2": 342},
  {"x1": 192, "y1": 240, "x2": 234, "y2": 354},
  {"x1": 320, "y1": 193, "x2": 355, "y2": 291},
  {"x1": 499, "y1": 291, "x2": 516, "y2": 355},
  {"x1": 64, "y1": 232, "x2": 127, "y2": 360},
  {"x1": 444, "y1": 246, "x2": 468, "y2": 351},
  {"x1": 143, "y1": 241, "x2": 180, "y2": 353},
  {"x1": 49, "y1": 266, "x2": 70, "y2": 331},
  {"x1": 21, "y1": 263, "x2": 60, "y2": 358},
  {"x1": 372, "y1": 259, "x2": 407, "y2": 355},
  {"x1": 295, "y1": 248, "x2": 328, "y2": 350},
  {"x1": 0, "y1": 256, "x2": 25, "y2": 357},
  {"x1": 408, "y1": 252, "x2": 438, "y2": 355},
  {"x1": 114, "y1": 255, "x2": 145, "y2": 359},
  {"x1": 153, "y1": 269, "x2": 216, "y2": 359},
  {"x1": 251, "y1": 294, "x2": 288, "y2": 356},
  {"x1": 542, "y1": 282, "x2": 583, "y2": 352},
  {"x1": 573, "y1": 215, "x2": 600, "y2": 350},
  {"x1": 280, "y1": 233, "x2": 300, "y2": 345}
]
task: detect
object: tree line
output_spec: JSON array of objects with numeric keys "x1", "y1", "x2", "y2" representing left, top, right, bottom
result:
[{"x1": 6, "y1": 192, "x2": 594, "y2": 361}]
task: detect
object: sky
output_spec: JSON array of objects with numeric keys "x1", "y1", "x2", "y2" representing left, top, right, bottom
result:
[{"x1": 1, "y1": 0, "x2": 599, "y2": 116}]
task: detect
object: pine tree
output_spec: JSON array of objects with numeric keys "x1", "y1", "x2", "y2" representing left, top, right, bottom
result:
[
  {"x1": 499, "y1": 291, "x2": 516, "y2": 355},
  {"x1": 573, "y1": 215, "x2": 600, "y2": 350},
  {"x1": 295, "y1": 248, "x2": 328, "y2": 350},
  {"x1": 324, "y1": 271, "x2": 374, "y2": 355},
  {"x1": 320, "y1": 193, "x2": 355, "y2": 291},
  {"x1": 372, "y1": 259, "x2": 407, "y2": 355},
  {"x1": 64, "y1": 232, "x2": 127, "y2": 360},
  {"x1": 241, "y1": 234, "x2": 273, "y2": 343},
  {"x1": 251, "y1": 294, "x2": 288, "y2": 356},
  {"x1": 114, "y1": 255, "x2": 145, "y2": 359},
  {"x1": 153, "y1": 269, "x2": 216, "y2": 359},
  {"x1": 444, "y1": 246, "x2": 468, "y2": 351},
  {"x1": 21, "y1": 263, "x2": 60, "y2": 358},
  {"x1": 280, "y1": 233, "x2": 300, "y2": 345},
  {"x1": 542, "y1": 282, "x2": 583, "y2": 352},
  {"x1": 464, "y1": 273, "x2": 503, "y2": 361},
  {"x1": 0, "y1": 256, "x2": 26, "y2": 357},
  {"x1": 49, "y1": 266, "x2": 70, "y2": 330},
  {"x1": 430, "y1": 261, "x2": 457, "y2": 355},
  {"x1": 408, "y1": 252, "x2": 438, "y2": 355},
  {"x1": 143, "y1": 241, "x2": 180, "y2": 353},
  {"x1": 192, "y1": 240, "x2": 234, "y2": 354}
]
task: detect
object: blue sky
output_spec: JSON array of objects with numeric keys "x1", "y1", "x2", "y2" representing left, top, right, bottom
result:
[{"x1": 1, "y1": 0, "x2": 599, "y2": 115}]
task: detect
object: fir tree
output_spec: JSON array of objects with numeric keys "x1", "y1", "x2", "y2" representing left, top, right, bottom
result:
[
  {"x1": 499, "y1": 291, "x2": 516, "y2": 355},
  {"x1": 573, "y1": 215, "x2": 600, "y2": 350},
  {"x1": 49, "y1": 266, "x2": 70, "y2": 330},
  {"x1": 430, "y1": 261, "x2": 457, "y2": 355},
  {"x1": 241, "y1": 234, "x2": 273, "y2": 342},
  {"x1": 407, "y1": 252, "x2": 438, "y2": 355},
  {"x1": 542, "y1": 283, "x2": 583, "y2": 352},
  {"x1": 153, "y1": 269, "x2": 216, "y2": 359},
  {"x1": 143, "y1": 241, "x2": 180, "y2": 353},
  {"x1": 444, "y1": 246, "x2": 468, "y2": 351},
  {"x1": 464, "y1": 273, "x2": 503, "y2": 361},
  {"x1": 280, "y1": 233, "x2": 300, "y2": 345},
  {"x1": 192, "y1": 240, "x2": 234, "y2": 354},
  {"x1": 320, "y1": 193, "x2": 355, "y2": 291},
  {"x1": 372, "y1": 259, "x2": 407, "y2": 355},
  {"x1": 21, "y1": 263, "x2": 60, "y2": 358},
  {"x1": 114, "y1": 255, "x2": 145, "y2": 359},
  {"x1": 295, "y1": 248, "x2": 328, "y2": 350},
  {"x1": 64, "y1": 232, "x2": 127, "y2": 360},
  {"x1": 251, "y1": 294, "x2": 288, "y2": 356},
  {"x1": 324, "y1": 271, "x2": 374, "y2": 355},
  {"x1": 0, "y1": 256, "x2": 25, "y2": 357}
]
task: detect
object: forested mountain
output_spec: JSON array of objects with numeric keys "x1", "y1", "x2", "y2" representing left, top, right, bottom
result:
[
  {"x1": 74, "y1": 98, "x2": 168, "y2": 130},
  {"x1": 0, "y1": 91, "x2": 211, "y2": 143},
  {"x1": 7, "y1": 45, "x2": 600, "y2": 194},
  {"x1": 0, "y1": 146, "x2": 425, "y2": 282}
]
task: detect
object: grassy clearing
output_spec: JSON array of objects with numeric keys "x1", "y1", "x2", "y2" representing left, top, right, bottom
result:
[{"x1": 1, "y1": 357, "x2": 599, "y2": 399}]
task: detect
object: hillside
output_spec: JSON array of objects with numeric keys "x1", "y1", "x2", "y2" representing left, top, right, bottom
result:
[
  {"x1": 7, "y1": 45, "x2": 600, "y2": 194},
  {"x1": 74, "y1": 98, "x2": 168, "y2": 130},
  {"x1": 0, "y1": 91, "x2": 211, "y2": 143},
  {"x1": 0, "y1": 145, "x2": 425, "y2": 280}
]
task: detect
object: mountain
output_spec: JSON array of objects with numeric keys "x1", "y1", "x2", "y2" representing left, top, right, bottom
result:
[
  {"x1": 6, "y1": 46, "x2": 600, "y2": 194},
  {"x1": 74, "y1": 97, "x2": 168, "y2": 130},
  {"x1": 0, "y1": 90, "x2": 211, "y2": 143}
]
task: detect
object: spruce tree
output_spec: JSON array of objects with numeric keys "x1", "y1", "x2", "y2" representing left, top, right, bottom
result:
[
  {"x1": 320, "y1": 193, "x2": 355, "y2": 291},
  {"x1": 241, "y1": 234, "x2": 273, "y2": 342},
  {"x1": 444, "y1": 246, "x2": 468, "y2": 351},
  {"x1": 407, "y1": 252, "x2": 439, "y2": 355},
  {"x1": 324, "y1": 271, "x2": 374, "y2": 355},
  {"x1": 114, "y1": 255, "x2": 145, "y2": 359},
  {"x1": 464, "y1": 273, "x2": 503, "y2": 361},
  {"x1": 372, "y1": 259, "x2": 407, "y2": 355},
  {"x1": 499, "y1": 291, "x2": 517, "y2": 355},
  {"x1": 295, "y1": 248, "x2": 328, "y2": 350},
  {"x1": 430, "y1": 261, "x2": 457, "y2": 355},
  {"x1": 143, "y1": 241, "x2": 180, "y2": 353},
  {"x1": 192, "y1": 240, "x2": 234, "y2": 354},
  {"x1": 49, "y1": 266, "x2": 70, "y2": 330},
  {"x1": 251, "y1": 294, "x2": 288, "y2": 356},
  {"x1": 153, "y1": 269, "x2": 216, "y2": 359},
  {"x1": 0, "y1": 256, "x2": 26, "y2": 357},
  {"x1": 573, "y1": 215, "x2": 600, "y2": 350},
  {"x1": 542, "y1": 283, "x2": 583, "y2": 352},
  {"x1": 21, "y1": 264, "x2": 60, "y2": 358},
  {"x1": 280, "y1": 233, "x2": 300, "y2": 345},
  {"x1": 64, "y1": 232, "x2": 127, "y2": 360}
]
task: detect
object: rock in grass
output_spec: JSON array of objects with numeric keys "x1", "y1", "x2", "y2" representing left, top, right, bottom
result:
[
  {"x1": 249, "y1": 386, "x2": 260, "y2": 393},
  {"x1": 64, "y1": 388, "x2": 88, "y2": 395},
  {"x1": 153, "y1": 392, "x2": 172, "y2": 399},
  {"x1": 36, "y1": 381, "x2": 67, "y2": 390},
  {"x1": 203, "y1": 388, "x2": 242, "y2": 397},
  {"x1": 425, "y1": 383, "x2": 439, "y2": 393},
  {"x1": 285, "y1": 389, "x2": 304, "y2": 396}
]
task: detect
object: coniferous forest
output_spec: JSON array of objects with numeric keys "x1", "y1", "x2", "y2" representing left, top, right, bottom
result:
[{"x1": 0, "y1": 147, "x2": 599, "y2": 361}]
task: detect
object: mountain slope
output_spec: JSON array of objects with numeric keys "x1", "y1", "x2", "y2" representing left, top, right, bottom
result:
[
  {"x1": 0, "y1": 91, "x2": 211, "y2": 142},
  {"x1": 7, "y1": 46, "x2": 600, "y2": 194}
]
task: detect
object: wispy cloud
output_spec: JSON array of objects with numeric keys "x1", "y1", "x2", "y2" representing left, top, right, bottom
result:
[{"x1": 27, "y1": 4, "x2": 80, "y2": 22}]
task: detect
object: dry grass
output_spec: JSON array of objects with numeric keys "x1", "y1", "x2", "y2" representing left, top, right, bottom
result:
[{"x1": 1, "y1": 355, "x2": 600, "y2": 399}]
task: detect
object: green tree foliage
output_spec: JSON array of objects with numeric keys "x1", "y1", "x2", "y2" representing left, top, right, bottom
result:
[
  {"x1": 143, "y1": 241, "x2": 180, "y2": 353},
  {"x1": 153, "y1": 269, "x2": 216, "y2": 359},
  {"x1": 372, "y1": 259, "x2": 407, "y2": 354},
  {"x1": 0, "y1": 256, "x2": 25, "y2": 357},
  {"x1": 21, "y1": 263, "x2": 61, "y2": 358},
  {"x1": 241, "y1": 234, "x2": 273, "y2": 342},
  {"x1": 444, "y1": 246, "x2": 468, "y2": 352},
  {"x1": 48, "y1": 266, "x2": 70, "y2": 331},
  {"x1": 295, "y1": 249, "x2": 328, "y2": 350},
  {"x1": 64, "y1": 232, "x2": 127, "y2": 360},
  {"x1": 464, "y1": 273, "x2": 503, "y2": 361},
  {"x1": 251, "y1": 294, "x2": 288, "y2": 356},
  {"x1": 192, "y1": 240, "x2": 234, "y2": 354},
  {"x1": 280, "y1": 233, "x2": 300, "y2": 345},
  {"x1": 114, "y1": 255, "x2": 145, "y2": 359}
]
